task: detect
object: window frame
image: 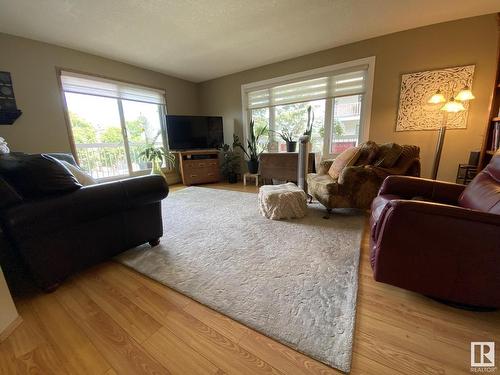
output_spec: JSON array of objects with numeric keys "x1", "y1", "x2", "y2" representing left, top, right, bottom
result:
[
  {"x1": 56, "y1": 67, "x2": 169, "y2": 182},
  {"x1": 241, "y1": 57, "x2": 375, "y2": 158}
]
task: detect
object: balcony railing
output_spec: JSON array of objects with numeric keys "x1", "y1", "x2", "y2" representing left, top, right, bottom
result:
[
  {"x1": 335, "y1": 101, "x2": 361, "y2": 118},
  {"x1": 331, "y1": 135, "x2": 359, "y2": 154},
  {"x1": 75, "y1": 142, "x2": 166, "y2": 180}
]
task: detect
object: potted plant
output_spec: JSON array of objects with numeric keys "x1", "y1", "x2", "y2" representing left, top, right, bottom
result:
[
  {"x1": 272, "y1": 127, "x2": 297, "y2": 152},
  {"x1": 219, "y1": 143, "x2": 240, "y2": 183},
  {"x1": 139, "y1": 145, "x2": 175, "y2": 181},
  {"x1": 303, "y1": 105, "x2": 315, "y2": 137},
  {"x1": 233, "y1": 119, "x2": 267, "y2": 174}
]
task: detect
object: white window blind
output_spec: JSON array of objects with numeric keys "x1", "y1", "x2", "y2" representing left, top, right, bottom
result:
[
  {"x1": 60, "y1": 71, "x2": 166, "y2": 105},
  {"x1": 247, "y1": 69, "x2": 366, "y2": 109}
]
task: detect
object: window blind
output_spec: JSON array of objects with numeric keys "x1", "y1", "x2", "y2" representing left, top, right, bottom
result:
[
  {"x1": 60, "y1": 71, "x2": 166, "y2": 105},
  {"x1": 247, "y1": 69, "x2": 366, "y2": 109}
]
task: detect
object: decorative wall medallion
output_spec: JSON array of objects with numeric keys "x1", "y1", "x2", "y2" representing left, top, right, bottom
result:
[
  {"x1": 396, "y1": 65, "x2": 475, "y2": 131},
  {"x1": 0, "y1": 71, "x2": 22, "y2": 125}
]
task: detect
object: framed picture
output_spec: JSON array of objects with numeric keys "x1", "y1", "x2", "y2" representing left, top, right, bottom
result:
[
  {"x1": 396, "y1": 65, "x2": 475, "y2": 131},
  {"x1": 0, "y1": 71, "x2": 22, "y2": 125}
]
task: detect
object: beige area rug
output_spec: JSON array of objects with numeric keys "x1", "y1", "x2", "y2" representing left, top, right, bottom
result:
[{"x1": 116, "y1": 186, "x2": 365, "y2": 372}]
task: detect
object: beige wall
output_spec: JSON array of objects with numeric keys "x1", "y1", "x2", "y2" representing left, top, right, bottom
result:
[
  {"x1": 0, "y1": 15, "x2": 497, "y2": 181},
  {"x1": 199, "y1": 15, "x2": 498, "y2": 181},
  {"x1": 0, "y1": 32, "x2": 198, "y2": 154}
]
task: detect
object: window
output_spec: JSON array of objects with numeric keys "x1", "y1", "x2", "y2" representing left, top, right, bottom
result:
[
  {"x1": 274, "y1": 100, "x2": 325, "y2": 153},
  {"x1": 331, "y1": 94, "x2": 363, "y2": 154},
  {"x1": 242, "y1": 57, "x2": 374, "y2": 158},
  {"x1": 251, "y1": 107, "x2": 270, "y2": 153},
  {"x1": 60, "y1": 71, "x2": 167, "y2": 180}
]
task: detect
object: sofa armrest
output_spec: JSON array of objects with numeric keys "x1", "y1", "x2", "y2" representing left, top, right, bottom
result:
[
  {"x1": 106, "y1": 175, "x2": 169, "y2": 207},
  {"x1": 384, "y1": 199, "x2": 500, "y2": 225},
  {"x1": 3, "y1": 175, "x2": 168, "y2": 240},
  {"x1": 372, "y1": 199, "x2": 500, "y2": 306},
  {"x1": 378, "y1": 175, "x2": 465, "y2": 205},
  {"x1": 318, "y1": 159, "x2": 334, "y2": 175}
]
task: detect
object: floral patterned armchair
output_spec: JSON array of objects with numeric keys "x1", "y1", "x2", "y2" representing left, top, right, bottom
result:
[{"x1": 307, "y1": 142, "x2": 420, "y2": 210}]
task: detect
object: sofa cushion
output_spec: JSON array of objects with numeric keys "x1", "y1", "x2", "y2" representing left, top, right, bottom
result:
[
  {"x1": 48, "y1": 153, "x2": 78, "y2": 166},
  {"x1": 0, "y1": 153, "x2": 82, "y2": 199},
  {"x1": 328, "y1": 146, "x2": 360, "y2": 179},
  {"x1": 374, "y1": 143, "x2": 403, "y2": 168},
  {"x1": 355, "y1": 141, "x2": 379, "y2": 166},
  {"x1": 307, "y1": 173, "x2": 338, "y2": 195},
  {"x1": 60, "y1": 160, "x2": 97, "y2": 186}
]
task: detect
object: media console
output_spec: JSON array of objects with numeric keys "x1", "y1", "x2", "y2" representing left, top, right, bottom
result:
[{"x1": 177, "y1": 149, "x2": 220, "y2": 186}]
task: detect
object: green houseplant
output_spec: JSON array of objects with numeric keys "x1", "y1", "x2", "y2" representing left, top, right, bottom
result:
[
  {"x1": 219, "y1": 144, "x2": 240, "y2": 183},
  {"x1": 233, "y1": 119, "x2": 267, "y2": 174},
  {"x1": 139, "y1": 145, "x2": 175, "y2": 181},
  {"x1": 303, "y1": 105, "x2": 315, "y2": 137},
  {"x1": 272, "y1": 126, "x2": 297, "y2": 152}
]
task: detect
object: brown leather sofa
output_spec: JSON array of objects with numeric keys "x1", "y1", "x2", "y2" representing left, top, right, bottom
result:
[
  {"x1": 307, "y1": 142, "x2": 420, "y2": 210},
  {"x1": 0, "y1": 153, "x2": 169, "y2": 291},
  {"x1": 370, "y1": 150, "x2": 500, "y2": 308}
]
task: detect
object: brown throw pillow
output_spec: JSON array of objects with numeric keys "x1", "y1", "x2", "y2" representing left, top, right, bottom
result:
[
  {"x1": 328, "y1": 146, "x2": 361, "y2": 180},
  {"x1": 355, "y1": 141, "x2": 379, "y2": 166},
  {"x1": 374, "y1": 143, "x2": 403, "y2": 168}
]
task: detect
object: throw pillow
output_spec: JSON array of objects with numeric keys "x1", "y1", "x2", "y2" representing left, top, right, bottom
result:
[
  {"x1": 328, "y1": 146, "x2": 361, "y2": 180},
  {"x1": 0, "y1": 137, "x2": 9, "y2": 154},
  {"x1": 0, "y1": 153, "x2": 82, "y2": 199},
  {"x1": 374, "y1": 143, "x2": 403, "y2": 168},
  {"x1": 60, "y1": 160, "x2": 97, "y2": 186},
  {"x1": 355, "y1": 141, "x2": 379, "y2": 166},
  {"x1": 0, "y1": 176, "x2": 23, "y2": 209}
]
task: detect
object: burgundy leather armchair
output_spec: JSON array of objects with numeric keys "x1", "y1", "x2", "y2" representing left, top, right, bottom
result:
[{"x1": 370, "y1": 150, "x2": 500, "y2": 308}]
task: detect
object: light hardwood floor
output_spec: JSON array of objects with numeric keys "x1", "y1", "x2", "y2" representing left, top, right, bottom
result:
[{"x1": 0, "y1": 182, "x2": 499, "y2": 374}]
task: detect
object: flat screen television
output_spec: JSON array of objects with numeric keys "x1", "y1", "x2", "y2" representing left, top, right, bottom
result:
[{"x1": 166, "y1": 115, "x2": 224, "y2": 150}]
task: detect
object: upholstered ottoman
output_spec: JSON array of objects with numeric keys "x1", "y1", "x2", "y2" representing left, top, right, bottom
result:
[{"x1": 258, "y1": 182, "x2": 307, "y2": 220}]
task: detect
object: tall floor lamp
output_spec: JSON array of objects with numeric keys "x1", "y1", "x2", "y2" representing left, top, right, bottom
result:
[{"x1": 428, "y1": 86, "x2": 475, "y2": 180}]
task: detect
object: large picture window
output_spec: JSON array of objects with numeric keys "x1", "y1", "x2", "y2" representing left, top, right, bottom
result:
[
  {"x1": 60, "y1": 71, "x2": 167, "y2": 180},
  {"x1": 242, "y1": 58, "x2": 375, "y2": 158}
]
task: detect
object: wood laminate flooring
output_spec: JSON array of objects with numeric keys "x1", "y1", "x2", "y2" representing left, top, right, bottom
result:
[{"x1": 0, "y1": 182, "x2": 498, "y2": 374}]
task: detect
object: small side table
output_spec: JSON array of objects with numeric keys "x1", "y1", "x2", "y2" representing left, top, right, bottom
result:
[{"x1": 243, "y1": 173, "x2": 260, "y2": 187}]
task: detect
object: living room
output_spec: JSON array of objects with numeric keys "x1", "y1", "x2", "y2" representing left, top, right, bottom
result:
[{"x1": 0, "y1": 1, "x2": 499, "y2": 374}]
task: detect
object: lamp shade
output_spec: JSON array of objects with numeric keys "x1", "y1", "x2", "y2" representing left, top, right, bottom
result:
[
  {"x1": 441, "y1": 97, "x2": 465, "y2": 113},
  {"x1": 428, "y1": 90, "x2": 446, "y2": 104},
  {"x1": 455, "y1": 86, "x2": 475, "y2": 101}
]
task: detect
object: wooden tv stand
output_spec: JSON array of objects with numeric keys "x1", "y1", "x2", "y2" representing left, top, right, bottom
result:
[{"x1": 177, "y1": 149, "x2": 220, "y2": 186}]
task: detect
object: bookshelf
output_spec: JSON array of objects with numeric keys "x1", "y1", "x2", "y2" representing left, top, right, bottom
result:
[{"x1": 478, "y1": 19, "x2": 500, "y2": 169}]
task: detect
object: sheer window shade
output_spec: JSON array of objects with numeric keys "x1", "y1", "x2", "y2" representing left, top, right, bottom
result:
[
  {"x1": 247, "y1": 69, "x2": 366, "y2": 109},
  {"x1": 60, "y1": 71, "x2": 166, "y2": 105}
]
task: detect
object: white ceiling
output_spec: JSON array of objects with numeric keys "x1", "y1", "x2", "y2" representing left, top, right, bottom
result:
[{"x1": 0, "y1": 0, "x2": 498, "y2": 82}]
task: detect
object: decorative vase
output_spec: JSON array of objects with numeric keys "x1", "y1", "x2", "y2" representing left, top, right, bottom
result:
[
  {"x1": 151, "y1": 159, "x2": 167, "y2": 181},
  {"x1": 286, "y1": 141, "x2": 297, "y2": 152},
  {"x1": 247, "y1": 159, "x2": 259, "y2": 174}
]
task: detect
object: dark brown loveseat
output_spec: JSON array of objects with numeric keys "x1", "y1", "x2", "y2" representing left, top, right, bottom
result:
[{"x1": 0, "y1": 153, "x2": 168, "y2": 291}]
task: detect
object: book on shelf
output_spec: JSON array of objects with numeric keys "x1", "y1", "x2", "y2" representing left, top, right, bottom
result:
[{"x1": 492, "y1": 121, "x2": 500, "y2": 152}]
